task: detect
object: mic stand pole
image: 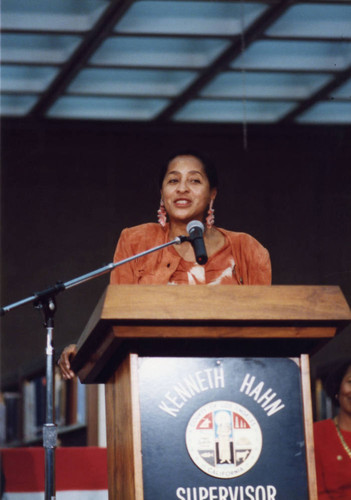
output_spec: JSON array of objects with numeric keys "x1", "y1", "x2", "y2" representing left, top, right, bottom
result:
[
  {"x1": 33, "y1": 294, "x2": 57, "y2": 500},
  {"x1": 0, "y1": 235, "x2": 188, "y2": 500}
]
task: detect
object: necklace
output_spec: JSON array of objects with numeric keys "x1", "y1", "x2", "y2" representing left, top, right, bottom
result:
[{"x1": 334, "y1": 417, "x2": 351, "y2": 460}]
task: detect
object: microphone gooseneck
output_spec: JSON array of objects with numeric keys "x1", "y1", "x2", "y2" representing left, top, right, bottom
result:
[{"x1": 186, "y1": 220, "x2": 208, "y2": 265}]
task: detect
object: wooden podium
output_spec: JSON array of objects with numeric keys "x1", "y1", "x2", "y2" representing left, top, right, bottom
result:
[{"x1": 72, "y1": 285, "x2": 351, "y2": 500}]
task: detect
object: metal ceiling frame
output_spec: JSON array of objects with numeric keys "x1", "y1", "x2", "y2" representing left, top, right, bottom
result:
[
  {"x1": 280, "y1": 65, "x2": 351, "y2": 122},
  {"x1": 29, "y1": 0, "x2": 135, "y2": 116},
  {"x1": 1, "y1": 0, "x2": 351, "y2": 124},
  {"x1": 155, "y1": 1, "x2": 291, "y2": 121}
]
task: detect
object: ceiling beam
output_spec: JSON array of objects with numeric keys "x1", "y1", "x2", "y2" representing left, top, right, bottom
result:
[
  {"x1": 29, "y1": 0, "x2": 135, "y2": 117},
  {"x1": 154, "y1": 0, "x2": 293, "y2": 122},
  {"x1": 279, "y1": 65, "x2": 351, "y2": 123}
]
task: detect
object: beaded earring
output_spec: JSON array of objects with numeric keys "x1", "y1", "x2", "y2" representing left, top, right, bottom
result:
[
  {"x1": 206, "y1": 199, "x2": 215, "y2": 229},
  {"x1": 157, "y1": 199, "x2": 167, "y2": 228}
]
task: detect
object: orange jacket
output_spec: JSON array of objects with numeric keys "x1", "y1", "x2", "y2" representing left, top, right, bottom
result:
[{"x1": 110, "y1": 223, "x2": 271, "y2": 285}]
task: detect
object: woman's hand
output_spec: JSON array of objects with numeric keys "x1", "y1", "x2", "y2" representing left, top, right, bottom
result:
[{"x1": 58, "y1": 344, "x2": 77, "y2": 380}]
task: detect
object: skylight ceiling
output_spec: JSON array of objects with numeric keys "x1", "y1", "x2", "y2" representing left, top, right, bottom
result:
[{"x1": 1, "y1": 0, "x2": 351, "y2": 125}]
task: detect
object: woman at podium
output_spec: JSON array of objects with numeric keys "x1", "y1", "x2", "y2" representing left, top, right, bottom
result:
[
  {"x1": 109, "y1": 151, "x2": 270, "y2": 286},
  {"x1": 58, "y1": 151, "x2": 271, "y2": 379},
  {"x1": 314, "y1": 360, "x2": 351, "y2": 498}
]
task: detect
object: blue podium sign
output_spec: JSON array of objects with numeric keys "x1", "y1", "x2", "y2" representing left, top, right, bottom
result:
[{"x1": 138, "y1": 357, "x2": 308, "y2": 500}]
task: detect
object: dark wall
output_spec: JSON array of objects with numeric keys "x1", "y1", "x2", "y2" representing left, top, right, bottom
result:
[{"x1": 1, "y1": 118, "x2": 351, "y2": 382}]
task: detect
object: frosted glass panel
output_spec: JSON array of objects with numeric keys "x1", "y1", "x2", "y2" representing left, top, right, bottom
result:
[
  {"x1": 115, "y1": 1, "x2": 267, "y2": 35},
  {"x1": 201, "y1": 72, "x2": 332, "y2": 99},
  {"x1": 1, "y1": 65, "x2": 59, "y2": 92},
  {"x1": 0, "y1": 34, "x2": 82, "y2": 64},
  {"x1": 267, "y1": 4, "x2": 351, "y2": 39},
  {"x1": 1, "y1": 0, "x2": 109, "y2": 32},
  {"x1": 68, "y1": 68, "x2": 198, "y2": 96},
  {"x1": 0, "y1": 94, "x2": 38, "y2": 116},
  {"x1": 48, "y1": 96, "x2": 169, "y2": 120},
  {"x1": 231, "y1": 40, "x2": 351, "y2": 71},
  {"x1": 174, "y1": 99, "x2": 297, "y2": 123},
  {"x1": 297, "y1": 102, "x2": 351, "y2": 124},
  {"x1": 90, "y1": 37, "x2": 229, "y2": 68},
  {"x1": 330, "y1": 80, "x2": 351, "y2": 99}
]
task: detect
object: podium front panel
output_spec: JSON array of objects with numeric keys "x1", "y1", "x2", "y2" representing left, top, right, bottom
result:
[{"x1": 138, "y1": 357, "x2": 309, "y2": 500}]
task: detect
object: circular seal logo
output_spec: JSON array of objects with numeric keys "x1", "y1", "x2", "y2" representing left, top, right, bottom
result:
[{"x1": 185, "y1": 400, "x2": 262, "y2": 479}]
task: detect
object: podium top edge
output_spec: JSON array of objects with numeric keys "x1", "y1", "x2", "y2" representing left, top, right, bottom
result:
[{"x1": 97, "y1": 284, "x2": 351, "y2": 322}]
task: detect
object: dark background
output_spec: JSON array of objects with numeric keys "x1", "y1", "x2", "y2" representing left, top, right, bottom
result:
[{"x1": 1, "y1": 118, "x2": 351, "y2": 384}]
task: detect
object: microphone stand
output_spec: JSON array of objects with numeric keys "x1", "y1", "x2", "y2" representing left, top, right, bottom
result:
[{"x1": 0, "y1": 235, "x2": 188, "y2": 500}]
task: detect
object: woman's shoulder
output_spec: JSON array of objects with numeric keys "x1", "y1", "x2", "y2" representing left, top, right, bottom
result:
[
  {"x1": 119, "y1": 223, "x2": 167, "y2": 246},
  {"x1": 218, "y1": 227, "x2": 259, "y2": 240},
  {"x1": 217, "y1": 227, "x2": 268, "y2": 251},
  {"x1": 121, "y1": 222, "x2": 163, "y2": 235}
]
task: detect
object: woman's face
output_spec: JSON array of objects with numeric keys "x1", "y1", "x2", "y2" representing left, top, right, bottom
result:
[
  {"x1": 339, "y1": 365, "x2": 351, "y2": 416},
  {"x1": 161, "y1": 155, "x2": 217, "y2": 225}
]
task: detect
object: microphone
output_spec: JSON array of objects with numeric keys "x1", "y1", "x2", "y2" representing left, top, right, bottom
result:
[{"x1": 186, "y1": 220, "x2": 208, "y2": 265}]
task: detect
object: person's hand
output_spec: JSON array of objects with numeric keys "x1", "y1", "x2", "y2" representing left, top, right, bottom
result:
[{"x1": 58, "y1": 344, "x2": 77, "y2": 380}]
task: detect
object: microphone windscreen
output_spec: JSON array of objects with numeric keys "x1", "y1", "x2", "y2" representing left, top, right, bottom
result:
[{"x1": 186, "y1": 220, "x2": 204, "y2": 235}]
